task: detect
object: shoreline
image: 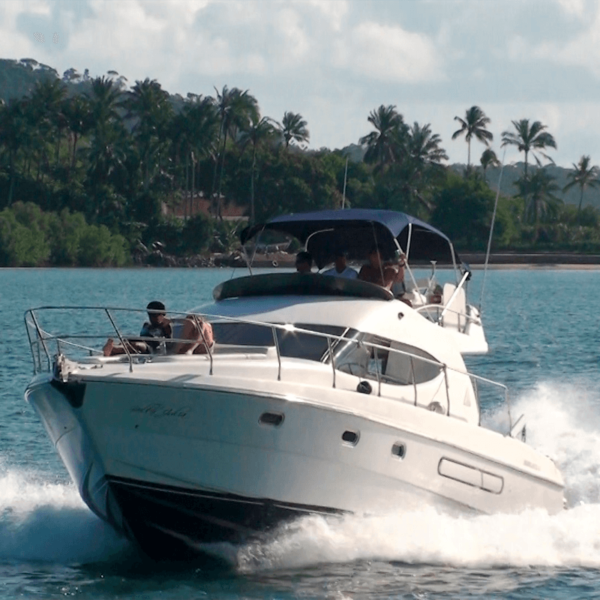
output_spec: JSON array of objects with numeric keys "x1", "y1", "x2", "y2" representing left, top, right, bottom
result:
[{"x1": 6, "y1": 252, "x2": 600, "y2": 270}]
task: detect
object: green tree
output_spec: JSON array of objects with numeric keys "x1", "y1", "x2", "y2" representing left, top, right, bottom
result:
[
  {"x1": 451, "y1": 106, "x2": 493, "y2": 168},
  {"x1": 501, "y1": 119, "x2": 557, "y2": 177},
  {"x1": 62, "y1": 95, "x2": 92, "y2": 175},
  {"x1": 278, "y1": 111, "x2": 309, "y2": 149},
  {"x1": 480, "y1": 148, "x2": 501, "y2": 182},
  {"x1": 431, "y1": 172, "x2": 495, "y2": 250},
  {"x1": 212, "y1": 86, "x2": 259, "y2": 218},
  {"x1": 239, "y1": 115, "x2": 277, "y2": 223},
  {"x1": 0, "y1": 99, "x2": 31, "y2": 205},
  {"x1": 359, "y1": 105, "x2": 407, "y2": 172},
  {"x1": 515, "y1": 169, "x2": 562, "y2": 230},
  {"x1": 0, "y1": 203, "x2": 50, "y2": 266},
  {"x1": 170, "y1": 95, "x2": 219, "y2": 217},
  {"x1": 125, "y1": 78, "x2": 173, "y2": 192},
  {"x1": 563, "y1": 155, "x2": 600, "y2": 216}
]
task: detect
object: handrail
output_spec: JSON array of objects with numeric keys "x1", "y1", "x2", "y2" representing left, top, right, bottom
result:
[
  {"x1": 24, "y1": 305, "x2": 512, "y2": 432},
  {"x1": 105, "y1": 308, "x2": 134, "y2": 373}
]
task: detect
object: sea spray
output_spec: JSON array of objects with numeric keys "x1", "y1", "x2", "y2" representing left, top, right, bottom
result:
[
  {"x1": 236, "y1": 381, "x2": 600, "y2": 572},
  {"x1": 0, "y1": 469, "x2": 130, "y2": 563}
]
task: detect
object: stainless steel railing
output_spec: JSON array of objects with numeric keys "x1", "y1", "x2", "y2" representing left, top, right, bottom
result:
[{"x1": 24, "y1": 306, "x2": 514, "y2": 434}]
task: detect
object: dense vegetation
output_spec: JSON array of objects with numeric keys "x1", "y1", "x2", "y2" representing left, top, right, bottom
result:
[{"x1": 1, "y1": 58, "x2": 600, "y2": 267}]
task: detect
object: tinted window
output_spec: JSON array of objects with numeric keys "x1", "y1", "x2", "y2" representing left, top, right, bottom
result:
[
  {"x1": 211, "y1": 322, "x2": 349, "y2": 361},
  {"x1": 335, "y1": 334, "x2": 441, "y2": 385}
]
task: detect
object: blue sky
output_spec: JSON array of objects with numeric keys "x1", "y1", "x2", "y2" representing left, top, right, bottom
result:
[{"x1": 2, "y1": 0, "x2": 600, "y2": 167}]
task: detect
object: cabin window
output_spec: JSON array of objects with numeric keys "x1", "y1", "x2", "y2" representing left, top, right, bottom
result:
[
  {"x1": 211, "y1": 322, "x2": 352, "y2": 362},
  {"x1": 341, "y1": 430, "x2": 360, "y2": 445},
  {"x1": 259, "y1": 412, "x2": 284, "y2": 426},
  {"x1": 335, "y1": 333, "x2": 441, "y2": 385}
]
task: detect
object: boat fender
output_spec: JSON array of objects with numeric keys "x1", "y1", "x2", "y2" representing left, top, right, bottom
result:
[{"x1": 357, "y1": 381, "x2": 372, "y2": 395}]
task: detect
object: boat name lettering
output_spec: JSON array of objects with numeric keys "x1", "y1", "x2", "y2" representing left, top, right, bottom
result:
[{"x1": 131, "y1": 404, "x2": 190, "y2": 418}]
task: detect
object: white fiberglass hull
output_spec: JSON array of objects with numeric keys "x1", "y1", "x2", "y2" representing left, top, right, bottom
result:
[{"x1": 25, "y1": 362, "x2": 563, "y2": 558}]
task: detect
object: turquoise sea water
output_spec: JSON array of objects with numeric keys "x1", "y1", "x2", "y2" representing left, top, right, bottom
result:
[{"x1": 3, "y1": 266, "x2": 600, "y2": 599}]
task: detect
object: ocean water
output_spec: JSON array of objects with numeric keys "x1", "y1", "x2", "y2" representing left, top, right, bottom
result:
[{"x1": 2, "y1": 266, "x2": 600, "y2": 599}]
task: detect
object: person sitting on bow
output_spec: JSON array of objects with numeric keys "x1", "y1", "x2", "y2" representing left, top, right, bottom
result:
[
  {"x1": 170, "y1": 313, "x2": 215, "y2": 355},
  {"x1": 103, "y1": 300, "x2": 172, "y2": 356}
]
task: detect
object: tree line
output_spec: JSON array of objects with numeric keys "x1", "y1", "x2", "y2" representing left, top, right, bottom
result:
[{"x1": 1, "y1": 59, "x2": 600, "y2": 267}]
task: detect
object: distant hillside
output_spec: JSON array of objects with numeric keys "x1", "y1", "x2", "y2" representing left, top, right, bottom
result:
[
  {"x1": 0, "y1": 58, "x2": 60, "y2": 101},
  {"x1": 451, "y1": 163, "x2": 600, "y2": 209}
]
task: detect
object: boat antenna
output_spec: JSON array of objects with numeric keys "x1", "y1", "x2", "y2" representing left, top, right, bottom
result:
[
  {"x1": 341, "y1": 157, "x2": 349, "y2": 209},
  {"x1": 479, "y1": 150, "x2": 506, "y2": 312}
]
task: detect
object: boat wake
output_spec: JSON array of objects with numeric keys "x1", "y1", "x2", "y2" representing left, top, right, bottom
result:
[
  {"x1": 234, "y1": 381, "x2": 600, "y2": 572},
  {"x1": 4, "y1": 381, "x2": 600, "y2": 570},
  {"x1": 0, "y1": 469, "x2": 130, "y2": 564}
]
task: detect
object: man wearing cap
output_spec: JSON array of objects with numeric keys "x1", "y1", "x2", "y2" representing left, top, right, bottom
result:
[
  {"x1": 323, "y1": 249, "x2": 358, "y2": 279},
  {"x1": 103, "y1": 300, "x2": 172, "y2": 356}
]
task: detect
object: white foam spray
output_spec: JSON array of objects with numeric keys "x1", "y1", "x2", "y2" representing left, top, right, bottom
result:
[
  {"x1": 236, "y1": 380, "x2": 600, "y2": 572},
  {"x1": 0, "y1": 469, "x2": 130, "y2": 564}
]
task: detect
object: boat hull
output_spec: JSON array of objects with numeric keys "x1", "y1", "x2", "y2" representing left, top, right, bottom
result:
[{"x1": 26, "y1": 373, "x2": 564, "y2": 559}]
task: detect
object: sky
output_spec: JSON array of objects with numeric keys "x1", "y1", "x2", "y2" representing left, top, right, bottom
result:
[{"x1": 2, "y1": 0, "x2": 600, "y2": 167}]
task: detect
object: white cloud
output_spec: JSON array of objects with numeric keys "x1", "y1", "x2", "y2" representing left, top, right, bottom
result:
[
  {"x1": 300, "y1": 0, "x2": 348, "y2": 32},
  {"x1": 555, "y1": 0, "x2": 587, "y2": 17},
  {"x1": 503, "y1": 4, "x2": 600, "y2": 78},
  {"x1": 273, "y1": 7, "x2": 311, "y2": 62},
  {"x1": 335, "y1": 21, "x2": 443, "y2": 83}
]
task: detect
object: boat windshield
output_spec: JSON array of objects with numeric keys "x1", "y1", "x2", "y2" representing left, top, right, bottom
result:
[
  {"x1": 211, "y1": 322, "x2": 353, "y2": 362},
  {"x1": 212, "y1": 322, "x2": 442, "y2": 385},
  {"x1": 334, "y1": 333, "x2": 442, "y2": 385}
]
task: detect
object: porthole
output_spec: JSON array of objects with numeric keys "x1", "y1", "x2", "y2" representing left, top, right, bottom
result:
[
  {"x1": 259, "y1": 412, "x2": 284, "y2": 427},
  {"x1": 392, "y1": 443, "x2": 406, "y2": 459},
  {"x1": 342, "y1": 430, "x2": 359, "y2": 446}
]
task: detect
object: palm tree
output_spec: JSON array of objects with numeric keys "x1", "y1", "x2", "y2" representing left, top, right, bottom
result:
[
  {"x1": 84, "y1": 77, "x2": 127, "y2": 218},
  {"x1": 501, "y1": 119, "x2": 557, "y2": 177},
  {"x1": 397, "y1": 122, "x2": 448, "y2": 212},
  {"x1": 212, "y1": 86, "x2": 259, "y2": 218},
  {"x1": 278, "y1": 111, "x2": 309, "y2": 149},
  {"x1": 63, "y1": 95, "x2": 92, "y2": 175},
  {"x1": 0, "y1": 98, "x2": 32, "y2": 204},
  {"x1": 28, "y1": 79, "x2": 68, "y2": 173},
  {"x1": 171, "y1": 95, "x2": 219, "y2": 216},
  {"x1": 359, "y1": 105, "x2": 407, "y2": 171},
  {"x1": 407, "y1": 122, "x2": 448, "y2": 168},
  {"x1": 125, "y1": 78, "x2": 173, "y2": 191},
  {"x1": 515, "y1": 168, "x2": 562, "y2": 227},
  {"x1": 239, "y1": 115, "x2": 276, "y2": 224},
  {"x1": 451, "y1": 106, "x2": 493, "y2": 168},
  {"x1": 480, "y1": 148, "x2": 501, "y2": 182},
  {"x1": 563, "y1": 155, "x2": 600, "y2": 216},
  {"x1": 86, "y1": 76, "x2": 123, "y2": 136}
]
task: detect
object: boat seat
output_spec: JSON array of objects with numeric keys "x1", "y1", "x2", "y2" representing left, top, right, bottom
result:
[{"x1": 441, "y1": 284, "x2": 466, "y2": 332}]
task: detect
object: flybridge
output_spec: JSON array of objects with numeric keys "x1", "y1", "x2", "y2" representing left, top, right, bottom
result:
[{"x1": 241, "y1": 208, "x2": 461, "y2": 269}]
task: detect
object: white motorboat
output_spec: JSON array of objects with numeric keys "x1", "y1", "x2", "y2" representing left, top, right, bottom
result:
[
  {"x1": 242, "y1": 209, "x2": 488, "y2": 355},
  {"x1": 25, "y1": 272, "x2": 563, "y2": 560}
]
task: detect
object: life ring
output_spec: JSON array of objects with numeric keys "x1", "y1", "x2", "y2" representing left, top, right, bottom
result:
[{"x1": 272, "y1": 260, "x2": 279, "y2": 267}]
